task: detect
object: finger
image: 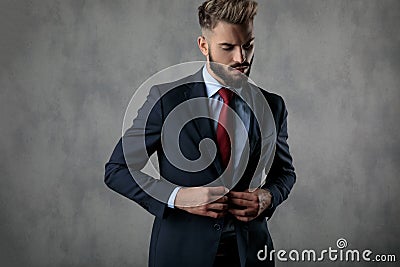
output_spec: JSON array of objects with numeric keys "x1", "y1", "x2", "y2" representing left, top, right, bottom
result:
[
  {"x1": 205, "y1": 210, "x2": 226, "y2": 219},
  {"x1": 185, "y1": 206, "x2": 227, "y2": 218},
  {"x1": 228, "y1": 207, "x2": 257, "y2": 217},
  {"x1": 229, "y1": 191, "x2": 257, "y2": 201},
  {"x1": 213, "y1": 196, "x2": 229, "y2": 203},
  {"x1": 206, "y1": 195, "x2": 228, "y2": 205},
  {"x1": 208, "y1": 186, "x2": 229, "y2": 196},
  {"x1": 206, "y1": 203, "x2": 228, "y2": 211},
  {"x1": 233, "y1": 215, "x2": 255, "y2": 222},
  {"x1": 229, "y1": 191, "x2": 258, "y2": 201},
  {"x1": 229, "y1": 197, "x2": 254, "y2": 207}
]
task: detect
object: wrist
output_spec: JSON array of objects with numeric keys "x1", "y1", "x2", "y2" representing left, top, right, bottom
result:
[{"x1": 259, "y1": 188, "x2": 273, "y2": 210}]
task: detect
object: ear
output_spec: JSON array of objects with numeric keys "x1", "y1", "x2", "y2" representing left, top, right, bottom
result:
[{"x1": 197, "y1": 35, "x2": 209, "y2": 56}]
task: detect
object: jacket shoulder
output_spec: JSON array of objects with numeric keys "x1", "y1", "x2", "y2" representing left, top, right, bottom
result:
[{"x1": 257, "y1": 87, "x2": 286, "y2": 116}]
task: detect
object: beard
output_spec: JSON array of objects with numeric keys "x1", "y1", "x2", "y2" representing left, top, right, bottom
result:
[{"x1": 208, "y1": 50, "x2": 254, "y2": 88}]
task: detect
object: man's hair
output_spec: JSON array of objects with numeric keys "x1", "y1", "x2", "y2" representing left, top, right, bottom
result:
[{"x1": 198, "y1": 0, "x2": 258, "y2": 31}]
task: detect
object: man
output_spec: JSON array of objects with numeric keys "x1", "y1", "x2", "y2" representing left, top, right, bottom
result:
[{"x1": 105, "y1": 1, "x2": 296, "y2": 266}]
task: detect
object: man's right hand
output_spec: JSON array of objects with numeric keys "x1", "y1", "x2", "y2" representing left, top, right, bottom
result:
[{"x1": 174, "y1": 186, "x2": 229, "y2": 218}]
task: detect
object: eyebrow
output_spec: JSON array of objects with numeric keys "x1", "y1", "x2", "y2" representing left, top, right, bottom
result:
[{"x1": 218, "y1": 37, "x2": 255, "y2": 46}]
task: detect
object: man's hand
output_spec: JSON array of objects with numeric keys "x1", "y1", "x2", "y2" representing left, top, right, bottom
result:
[
  {"x1": 175, "y1": 186, "x2": 229, "y2": 218},
  {"x1": 228, "y1": 188, "x2": 272, "y2": 222}
]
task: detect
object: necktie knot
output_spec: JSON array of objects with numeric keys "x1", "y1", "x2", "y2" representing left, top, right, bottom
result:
[{"x1": 218, "y1": 87, "x2": 234, "y2": 104}]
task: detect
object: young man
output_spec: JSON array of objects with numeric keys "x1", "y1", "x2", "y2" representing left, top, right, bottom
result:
[{"x1": 105, "y1": 1, "x2": 296, "y2": 266}]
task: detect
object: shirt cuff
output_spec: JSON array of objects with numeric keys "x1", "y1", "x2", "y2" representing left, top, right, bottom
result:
[{"x1": 167, "y1": 187, "x2": 181, "y2": 209}]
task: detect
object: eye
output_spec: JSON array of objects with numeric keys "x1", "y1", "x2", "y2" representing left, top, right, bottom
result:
[
  {"x1": 243, "y1": 43, "x2": 254, "y2": 50},
  {"x1": 221, "y1": 45, "x2": 234, "y2": 51}
]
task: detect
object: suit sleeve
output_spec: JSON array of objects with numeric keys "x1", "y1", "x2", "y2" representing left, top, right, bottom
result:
[
  {"x1": 104, "y1": 85, "x2": 176, "y2": 218},
  {"x1": 262, "y1": 96, "x2": 296, "y2": 219}
]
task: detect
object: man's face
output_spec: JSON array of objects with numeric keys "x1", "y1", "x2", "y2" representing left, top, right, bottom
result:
[{"x1": 199, "y1": 20, "x2": 255, "y2": 88}]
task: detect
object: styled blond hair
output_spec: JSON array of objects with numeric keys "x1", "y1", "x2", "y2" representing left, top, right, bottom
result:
[{"x1": 198, "y1": 0, "x2": 258, "y2": 30}]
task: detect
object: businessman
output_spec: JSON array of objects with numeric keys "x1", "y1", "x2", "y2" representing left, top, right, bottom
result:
[{"x1": 105, "y1": 1, "x2": 296, "y2": 266}]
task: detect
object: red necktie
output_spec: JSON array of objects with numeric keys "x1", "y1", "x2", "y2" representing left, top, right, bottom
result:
[{"x1": 216, "y1": 88, "x2": 234, "y2": 169}]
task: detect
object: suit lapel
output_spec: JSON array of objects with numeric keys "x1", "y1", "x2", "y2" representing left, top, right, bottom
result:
[
  {"x1": 183, "y1": 70, "x2": 224, "y2": 175},
  {"x1": 180, "y1": 70, "x2": 263, "y2": 179},
  {"x1": 232, "y1": 83, "x2": 261, "y2": 174}
]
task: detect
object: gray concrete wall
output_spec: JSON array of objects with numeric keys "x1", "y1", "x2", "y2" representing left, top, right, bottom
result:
[{"x1": 1, "y1": 0, "x2": 399, "y2": 266}]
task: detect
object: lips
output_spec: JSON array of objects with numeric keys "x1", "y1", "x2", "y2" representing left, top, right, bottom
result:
[{"x1": 233, "y1": 67, "x2": 247, "y2": 73}]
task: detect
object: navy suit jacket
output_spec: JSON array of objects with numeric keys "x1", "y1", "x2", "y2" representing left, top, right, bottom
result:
[{"x1": 104, "y1": 69, "x2": 296, "y2": 267}]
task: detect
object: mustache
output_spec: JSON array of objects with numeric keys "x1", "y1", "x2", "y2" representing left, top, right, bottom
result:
[{"x1": 229, "y1": 62, "x2": 251, "y2": 69}]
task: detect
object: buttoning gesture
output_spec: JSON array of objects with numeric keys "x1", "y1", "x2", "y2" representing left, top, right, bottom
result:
[
  {"x1": 228, "y1": 189, "x2": 272, "y2": 222},
  {"x1": 175, "y1": 186, "x2": 229, "y2": 218}
]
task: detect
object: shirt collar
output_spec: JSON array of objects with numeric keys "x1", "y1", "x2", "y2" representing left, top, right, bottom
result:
[{"x1": 202, "y1": 65, "x2": 222, "y2": 98}]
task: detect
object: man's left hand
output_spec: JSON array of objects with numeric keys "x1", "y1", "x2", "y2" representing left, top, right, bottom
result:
[{"x1": 228, "y1": 189, "x2": 272, "y2": 222}]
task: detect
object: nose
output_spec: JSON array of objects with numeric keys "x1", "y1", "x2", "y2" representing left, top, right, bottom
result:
[{"x1": 232, "y1": 46, "x2": 246, "y2": 63}]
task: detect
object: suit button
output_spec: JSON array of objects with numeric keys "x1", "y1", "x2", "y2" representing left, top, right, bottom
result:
[{"x1": 213, "y1": 223, "x2": 221, "y2": 231}]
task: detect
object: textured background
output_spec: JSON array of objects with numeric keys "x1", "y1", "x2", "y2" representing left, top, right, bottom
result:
[{"x1": 1, "y1": 0, "x2": 399, "y2": 266}]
